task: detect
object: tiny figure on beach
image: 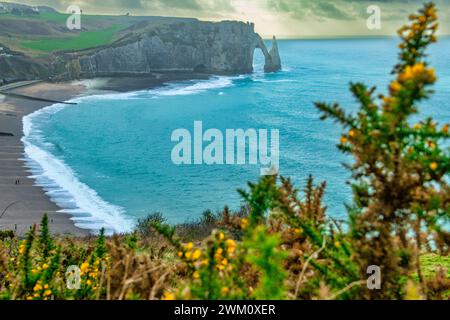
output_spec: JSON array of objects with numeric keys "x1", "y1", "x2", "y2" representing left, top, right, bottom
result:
[{"x1": 14, "y1": 178, "x2": 20, "y2": 185}]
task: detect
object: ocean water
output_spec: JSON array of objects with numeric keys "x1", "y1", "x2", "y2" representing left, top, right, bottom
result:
[{"x1": 22, "y1": 38, "x2": 450, "y2": 234}]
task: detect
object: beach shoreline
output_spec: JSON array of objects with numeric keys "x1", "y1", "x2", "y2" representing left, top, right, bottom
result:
[
  {"x1": 0, "y1": 81, "x2": 90, "y2": 236},
  {"x1": 0, "y1": 74, "x2": 211, "y2": 236}
]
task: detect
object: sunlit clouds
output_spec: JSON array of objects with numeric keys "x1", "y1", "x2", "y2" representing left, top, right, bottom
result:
[{"x1": 4, "y1": 0, "x2": 450, "y2": 37}]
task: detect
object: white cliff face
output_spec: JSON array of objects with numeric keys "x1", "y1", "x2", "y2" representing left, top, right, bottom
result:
[{"x1": 63, "y1": 20, "x2": 281, "y2": 78}]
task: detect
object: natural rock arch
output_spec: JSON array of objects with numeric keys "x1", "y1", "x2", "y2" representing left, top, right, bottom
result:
[{"x1": 254, "y1": 35, "x2": 282, "y2": 73}]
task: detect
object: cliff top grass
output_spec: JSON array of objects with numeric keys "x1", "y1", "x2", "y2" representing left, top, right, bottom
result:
[
  {"x1": 0, "y1": 12, "x2": 197, "y2": 56},
  {"x1": 19, "y1": 24, "x2": 125, "y2": 52}
]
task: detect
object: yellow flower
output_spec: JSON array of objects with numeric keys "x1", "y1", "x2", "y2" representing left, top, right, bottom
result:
[
  {"x1": 44, "y1": 284, "x2": 49, "y2": 289},
  {"x1": 217, "y1": 264, "x2": 225, "y2": 271},
  {"x1": 80, "y1": 262, "x2": 89, "y2": 273},
  {"x1": 398, "y1": 66, "x2": 414, "y2": 82},
  {"x1": 42, "y1": 263, "x2": 49, "y2": 270},
  {"x1": 425, "y1": 7, "x2": 437, "y2": 19},
  {"x1": 348, "y1": 129, "x2": 357, "y2": 138},
  {"x1": 426, "y1": 140, "x2": 436, "y2": 149},
  {"x1": 163, "y1": 291, "x2": 176, "y2": 300},
  {"x1": 18, "y1": 243, "x2": 26, "y2": 254},
  {"x1": 193, "y1": 271, "x2": 200, "y2": 279},
  {"x1": 226, "y1": 239, "x2": 236, "y2": 254},
  {"x1": 400, "y1": 63, "x2": 436, "y2": 84},
  {"x1": 218, "y1": 232, "x2": 225, "y2": 241},
  {"x1": 390, "y1": 81, "x2": 402, "y2": 93},
  {"x1": 31, "y1": 269, "x2": 38, "y2": 275},
  {"x1": 44, "y1": 289, "x2": 52, "y2": 297},
  {"x1": 414, "y1": 123, "x2": 422, "y2": 130},
  {"x1": 185, "y1": 242, "x2": 194, "y2": 250},
  {"x1": 443, "y1": 124, "x2": 449, "y2": 134},
  {"x1": 192, "y1": 249, "x2": 202, "y2": 260},
  {"x1": 221, "y1": 258, "x2": 228, "y2": 266},
  {"x1": 334, "y1": 241, "x2": 341, "y2": 248},
  {"x1": 240, "y1": 218, "x2": 249, "y2": 229},
  {"x1": 225, "y1": 239, "x2": 236, "y2": 248},
  {"x1": 382, "y1": 96, "x2": 394, "y2": 107},
  {"x1": 425, "y1": 68, "x2": 437, "y2": 83},
  {"x1": 86, "y1": 279, "x2": 92, "y2": 286},
  {"x1": 185, "y1": 251, "x2": 192, "y2": 260},
  {"x1": 33, "y1": 284, "x2": 42, "y2": 292},
  {"x1": 340, "y1": 136, "x2": 348, "y2": 144},
  {"x1": 201, "y1": 259, "x2": 209, "y2": 266},
  {"x1": 429, "y1": 162, "x2": 438, "y2": 170},
  {"x1": 221, "y1": 287, "x2": 230, "y2": 295},
  {"x1": 294, "y1": 228, "x2": 301, "y2": 235},
  {"x1": 177, "y1": 251, "x2": 183, "y2": 258}
]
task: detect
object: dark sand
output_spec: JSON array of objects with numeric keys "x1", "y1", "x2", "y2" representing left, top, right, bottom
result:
[
  {"x1": 0, "y1": 82, "x2": 90, "y2": 236},
  {"x1": 0, "y1": 74, "x2": 210, "y2": 236}
]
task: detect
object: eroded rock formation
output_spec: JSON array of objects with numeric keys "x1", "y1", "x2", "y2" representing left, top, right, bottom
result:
[{"x1": 60, "y1": 20, "x2": 281, "y2": 79}]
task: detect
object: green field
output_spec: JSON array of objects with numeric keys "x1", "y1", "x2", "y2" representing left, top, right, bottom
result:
[
  {"x1": 0, "y1": 12, "x2": 118, "y2": 23},
  {"x1": 20, "y1": 24, "x2": 124, "y2": 52},
  {"x1": 0, "y1": 12, "x2": 68, "y2": 22}
]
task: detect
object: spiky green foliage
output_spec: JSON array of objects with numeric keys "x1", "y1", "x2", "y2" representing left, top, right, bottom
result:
[{"x1": 315, "y1": 2, "x2": 449, "y2": 299}]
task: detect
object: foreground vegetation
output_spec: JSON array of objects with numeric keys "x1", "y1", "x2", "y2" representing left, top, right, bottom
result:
[{"x1": 0, "y1": 3, "x2": 448, "y2": 300}]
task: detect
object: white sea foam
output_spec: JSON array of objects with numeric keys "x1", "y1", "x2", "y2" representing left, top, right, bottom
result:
[
  {"x1": 73, "y1": 76, "x2": 235, "y2": 102},
  {"x1": 22, "y1": 103, "x2": 134, "y2": 235},
  {"x1": 71, "y1": 78, "x2": 109, "y2": 90},
  {"x1": 150, "y1": 76, "x2": 234, "y2": 97}
]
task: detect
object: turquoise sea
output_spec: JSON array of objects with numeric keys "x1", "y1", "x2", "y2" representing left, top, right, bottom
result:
[{"x1": 22, "y1": 38, "x2": 450, "y2": 234}]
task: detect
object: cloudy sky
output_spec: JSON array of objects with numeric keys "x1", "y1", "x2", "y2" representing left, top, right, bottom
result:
[{"x1": 6, "y1": 0, "x2": 450, "y2": 37}]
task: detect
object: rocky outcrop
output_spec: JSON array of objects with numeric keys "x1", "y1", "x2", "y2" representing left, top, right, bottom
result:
[
  {"x1": 0, "y1": 46, "x2": 48, "y2": 85},
  {"x1": 265, "y1": 36, "x2": 282, "y2": 72},
  {"x1": 0, "y1": 2, "x2": 57, "y2": 15},
  {"x1": 60, "y1": 20, "x2": 281, "y2": 79},
  {"x1": 256, "y1": 35, "x2": 282, "y2": 73}
]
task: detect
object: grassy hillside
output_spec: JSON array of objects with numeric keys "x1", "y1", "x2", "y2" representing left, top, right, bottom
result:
[
  {"x1": 0, "y1": 12, "x2": 68, "y2": 23},
  {"x1": 0, "y1": 11, "x2": 195, "y2": 56},
  {"x1": 20, "y1": 24, "x2": 125, "y2": 52}
]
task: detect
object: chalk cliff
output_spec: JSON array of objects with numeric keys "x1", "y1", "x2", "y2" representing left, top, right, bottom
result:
[{"x1": 59, "y1": 20, "x2": 281, "y2": 79}]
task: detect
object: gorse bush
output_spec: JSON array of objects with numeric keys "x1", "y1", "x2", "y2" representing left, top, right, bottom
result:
[
  {"x1": 0, "y1": 2, "x2": 448, "y2": 300},
  {"x1": 0, "y1": 215, "x2": 174, "y2": 300},
  {"x1": 158, "y1": 2, "x2": 449, "y2": 300},
  {"x1": 316, "y1": 2, "x2": 449, "y2": 299}
]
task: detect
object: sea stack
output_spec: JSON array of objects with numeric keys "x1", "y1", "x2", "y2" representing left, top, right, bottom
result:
[{"x1": 264, "y1": 36, "x2": 282, "y2": 72}]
